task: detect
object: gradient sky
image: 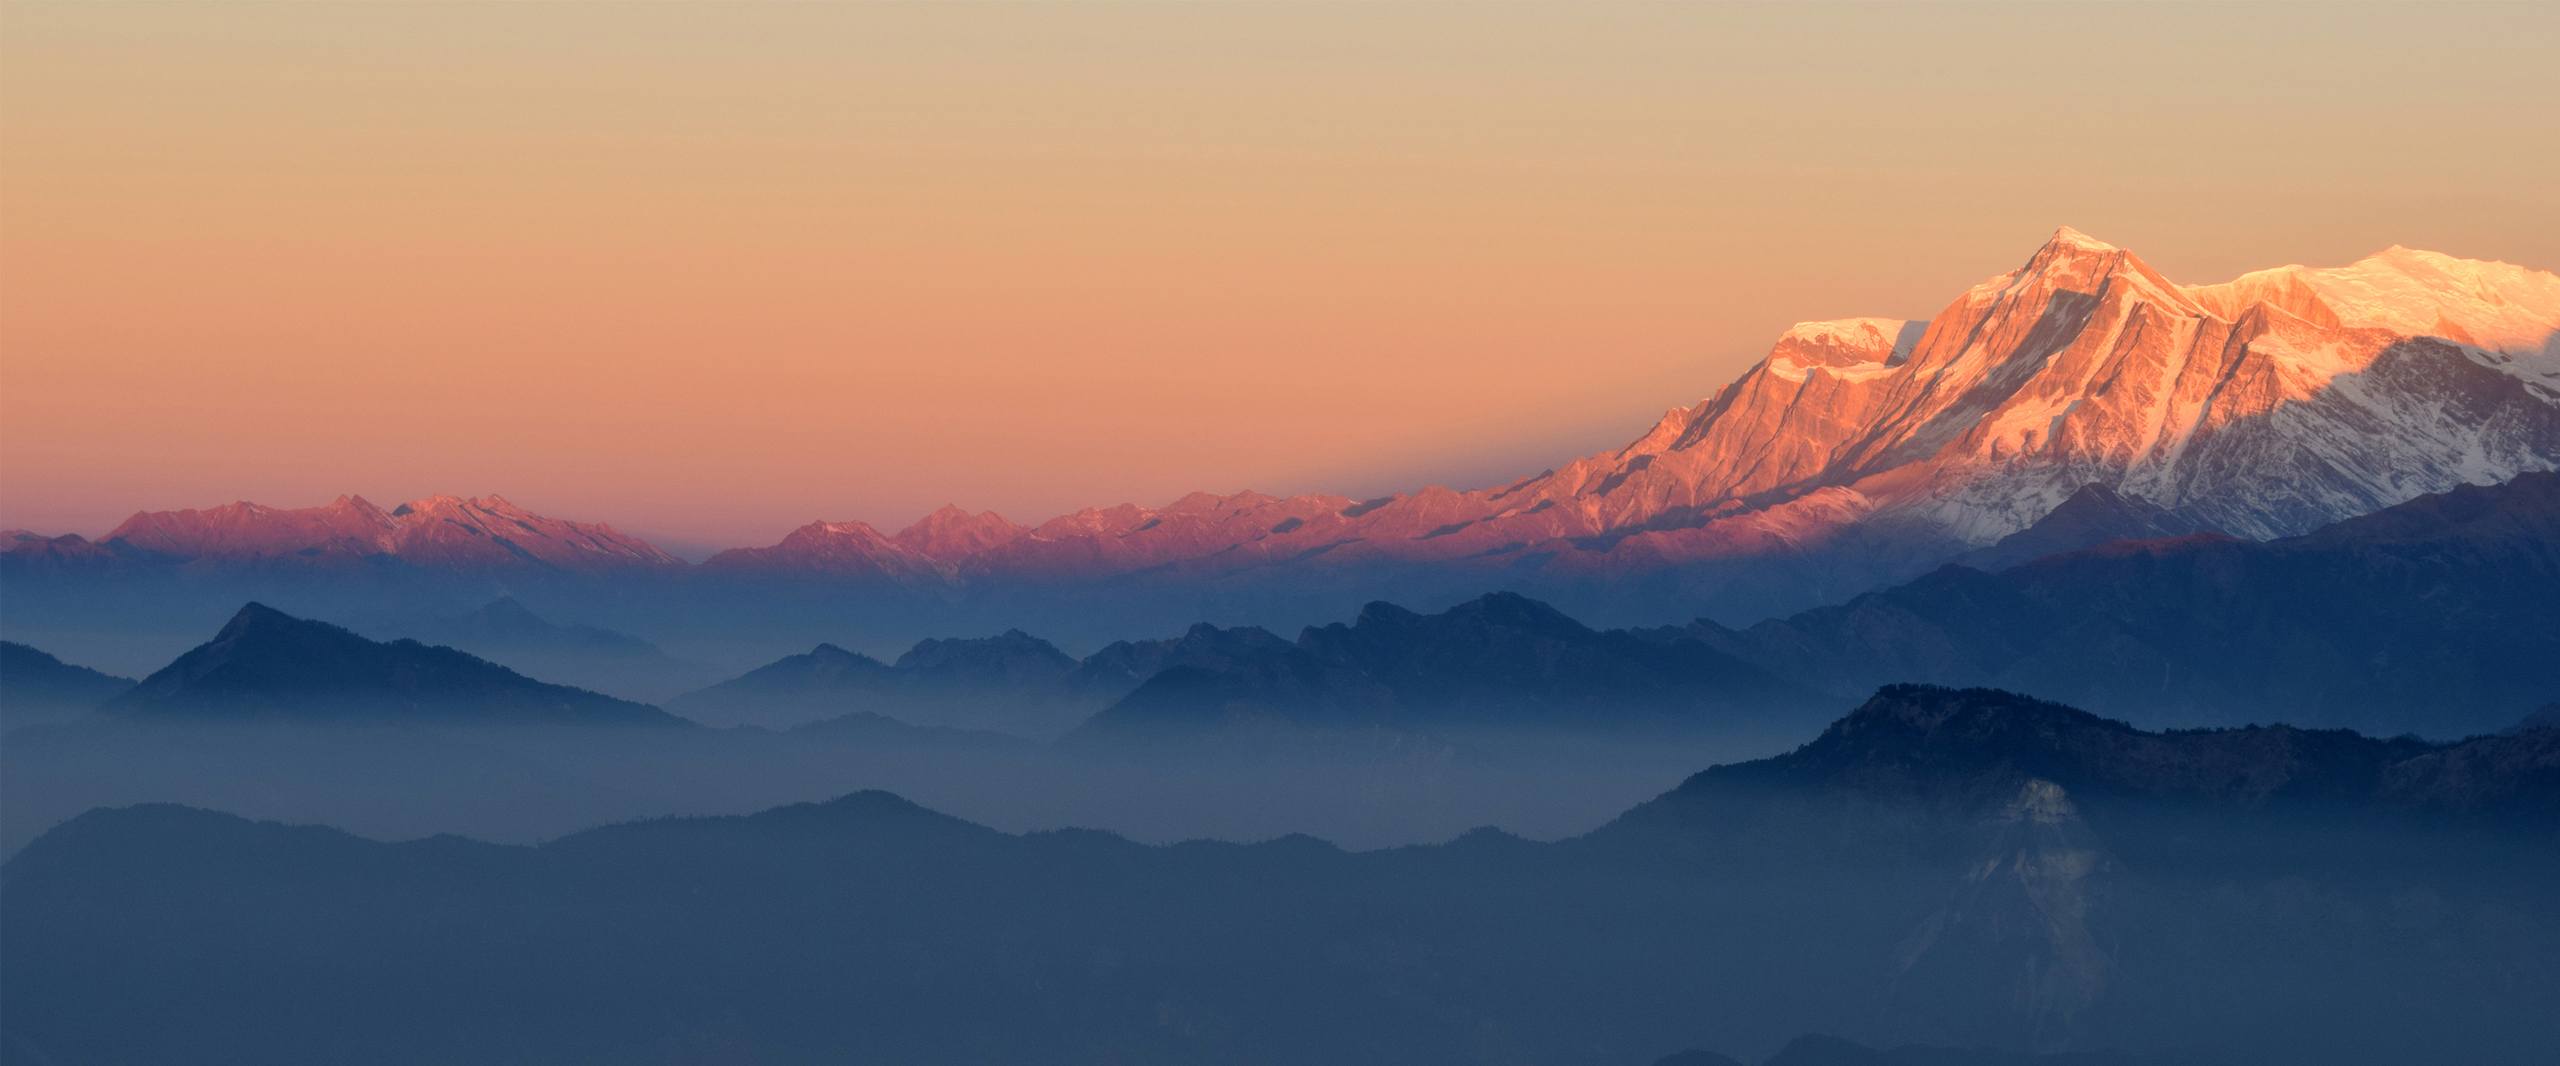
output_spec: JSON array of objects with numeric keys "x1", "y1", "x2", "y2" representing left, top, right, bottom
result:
[{"x1": 4, "y1": 2, "x2": 2554, "y2": 552}]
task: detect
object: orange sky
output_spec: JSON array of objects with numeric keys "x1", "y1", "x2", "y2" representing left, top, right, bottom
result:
[{"x1": 4, "y1": 2, "x2": 2554, "y2": 552}]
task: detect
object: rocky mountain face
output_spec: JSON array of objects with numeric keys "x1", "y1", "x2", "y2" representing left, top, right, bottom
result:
[
  {"x1": 1685, "y1": 473, "x2": 2560, "y2": 735},
  {"x1": 1952, "y1": 483, "x2": 2213, "y2": 571},
  {"x1": 8, "y1": 686, "x2": 2553, "y2": 1066},
  {"x1": 102, "y1": 603, "x2": 684, "y2": 727},
  {"x1": 893, "y1": 505, "x2": 1029, "y2": 557}
]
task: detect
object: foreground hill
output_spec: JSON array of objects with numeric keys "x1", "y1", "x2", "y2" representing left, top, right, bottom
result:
[
  {"x1": 7, "y1": 687, "x2": 2552, "y2": 1065},
  {"x1": 1688, "y1": 473, "x2": 2560, "y2": 734},
  {"x1": 102, "y1": 603, "x2": 687, "y2": 727}
]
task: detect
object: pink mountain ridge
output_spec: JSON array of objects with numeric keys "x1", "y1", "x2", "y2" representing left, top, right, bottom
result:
[
  {"x1": 17, "y1": 495, "x2": 676, "y2": 575},
  {"x1": 16, "y1": 229, "x2": 2560, "y2": 587}
]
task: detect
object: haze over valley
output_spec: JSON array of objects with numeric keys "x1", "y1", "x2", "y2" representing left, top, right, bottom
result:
[{"x1": 4, "y1": 3, "x2": 2557, "y2": 1060}]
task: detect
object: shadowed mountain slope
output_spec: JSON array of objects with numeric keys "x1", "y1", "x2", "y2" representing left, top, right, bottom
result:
[
  {"x1": 1688, "y1": 473, "x2": 2560, "y2": 735},
  {"x1": 102, "y1": 603, "x2": 686, "y2": 727},
  {"x1": 378, "y1": 596, "x2": 717, "y2": 703},
  {"x1": 669, "y1": 630, "x2": 1083, "y2": 734},
  {"x1": 1074, "y1": 591, "x2": 1823, "y2": 745},
  {"x1": 667, "y1": 642, "x2": 898, "y2": 728},
  {"x1": 0, "y1": 642, "x2": 135, "y2": 729}
]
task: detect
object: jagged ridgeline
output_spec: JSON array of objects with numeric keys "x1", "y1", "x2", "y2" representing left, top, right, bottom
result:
[{"x1": 8, "y1": 231, "x2": 2557, "y2": 653}]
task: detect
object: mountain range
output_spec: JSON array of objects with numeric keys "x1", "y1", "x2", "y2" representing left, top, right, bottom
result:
[
  {"x1": 9, "y1": 231, "x2": 2555, "y2": 647},
  {"x1": 1686, "y1": 472, "x2": 2560, "y2": 735},
  {"x1": 20, "y1": 467, "x2": 2542, "y2": 745},
  {"x1": 928, "y1": 472, "x2": 2552, "y2": 744},
  {"x1": 667, "y1": 629, "x2": 1088, "y2": 734},
  {"x1": 101, "y1": 603, "x2": 685, "y2": 727},
  {"x1": 69, "y1": 493, "x2": 678, "y2": 573},
  {"x1": 6, "y1": 686, "x2": 2552, "y2": 1065}
]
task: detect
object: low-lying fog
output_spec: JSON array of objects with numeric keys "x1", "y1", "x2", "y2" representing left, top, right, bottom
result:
[{"x1": 0, "y1": 720, "x2": 1804, "y2": 856}]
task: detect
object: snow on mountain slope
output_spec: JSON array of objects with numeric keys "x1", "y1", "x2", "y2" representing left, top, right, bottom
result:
[
  {"x1": 92, "y1": 494, "x2": 678, "y2": 573},
  {"x1": 2279, "y1": 247, "x2": 2560, "y2": 378},
  {"x1": 670, "y1": 228, "x2": 2556, "y2": 598},
  {"x1": 24, "y1": 229, "x2": 2558, "y2": 604},
  {"x1": 697, "y1": 519, "x2": 947, "y2": 582},
  {"x1": 1453, "y1": 228, "x2": 2559, "y2": 545}
]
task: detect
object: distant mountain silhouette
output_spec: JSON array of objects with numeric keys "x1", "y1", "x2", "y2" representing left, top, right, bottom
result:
[
  {"x1": 1688, "y1": 474, "x2": 2560, "y2": 735},
  {"x1": 102, "y1": 603, "x2": 686, "y2": 727},
  {"x1": 1616, "y1": 685, "x2": 2555, "y2": 830},
  {"x1": 382, "y1": 596, "x2": 717, "y2": 702},
  {"x1": 877, "y1": 625, "x2": 1275, "y2": 736},
  {"x1": 680, "y1": 622, "x2": 1323, "y2": 735},
  {"x1": 670, "y1": 630, "x2": 1086, "y2": 734},
  {"x1": 1074, "y1": 591, "x2": 1823, "y2": 746},
  {"x1": 1064, "y1": 622, "x2": 1297, "y2": 699},
  {"x1": 668, "y1": 643, "x2": 898, "y2": 728},
  {"x1": 0, "y1": 642, "x2": 134, "y2": 729},
  {"x1": 8, "y1": 686, "x2": 2553, "y2": 1065},
  {"x1": 894, "y1": 628, "x2": 1078, "y2": 689}
]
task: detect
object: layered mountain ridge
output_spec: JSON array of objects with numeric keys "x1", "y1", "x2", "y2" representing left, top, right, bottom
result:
[
  {"x1": 103, "y1": 603, "x2": 684, "y2": 727},
  {"x1": 8, "y1": 686, "x2": 2555, "y2": 1065},
  {"x1": 1684, "y1": 472, "x2": 2560, "y2": 735},
  {"x1": 76, "y1": 493, "x2": 677, "y2": 574},
  {"x1": 11, "y1": 231, "x2": 2555, "y2": 632}
]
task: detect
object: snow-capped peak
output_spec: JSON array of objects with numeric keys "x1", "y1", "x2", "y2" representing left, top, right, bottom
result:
[{"x1": 2042, "y1": 225, "x2": 2119, "y2": 254}]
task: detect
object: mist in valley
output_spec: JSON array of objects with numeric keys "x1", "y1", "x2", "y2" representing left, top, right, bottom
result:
[{"x1": 0, "y1": 714, "x2": 1796, "y2": 857}]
